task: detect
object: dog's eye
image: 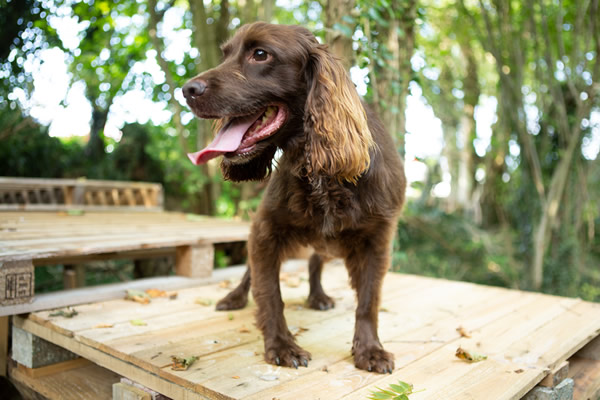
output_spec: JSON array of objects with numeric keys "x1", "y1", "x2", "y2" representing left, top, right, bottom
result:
[{"x1": 252, "y1": 49, "x2": 269, "y2": 62}]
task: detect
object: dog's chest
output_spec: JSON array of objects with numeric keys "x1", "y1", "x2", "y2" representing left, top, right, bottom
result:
[{"x1": 282, "y1": 176, "x2": 362, "y2": 235}]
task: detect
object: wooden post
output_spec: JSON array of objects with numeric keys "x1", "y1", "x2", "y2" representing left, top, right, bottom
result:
[
  {"x1": 0, "y1": 260, "x2": 34, "y2": 306},
  {"x1": 539, "y1": 361, "x2": 569, "y2": 388},
  {"x1": 175, "y1": 244, "x2": 214, "y2": 278},
  {"x1": 0, "y1": 316, "x2": 8, "y2": 377}
]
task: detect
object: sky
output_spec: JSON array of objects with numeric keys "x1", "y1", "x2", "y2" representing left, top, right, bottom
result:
[{"x1": 9, "y1": 5, "x2": 600, "y2": 194}]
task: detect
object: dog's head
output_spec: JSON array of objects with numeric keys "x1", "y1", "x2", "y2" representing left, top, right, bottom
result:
[{"x1": 183, "y1": 22, "x2": 373, "y2": 183}]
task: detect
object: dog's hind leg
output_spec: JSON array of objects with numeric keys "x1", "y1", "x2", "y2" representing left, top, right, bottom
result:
[
  {"x1": 307, "y1": 253, "x2": 335, "y2": 310},
  {"x1": 215, "y1": 267, "x2": 251, "y2": 310}
]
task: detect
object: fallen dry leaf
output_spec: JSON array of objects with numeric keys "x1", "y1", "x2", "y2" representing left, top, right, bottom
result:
[
  {"x1": 169, "y1": 292, "x2": 178, "y2": 300},
  {"x1": 292, "y1": 326, "x2": 309, "y2": 337},
  {"x1": 49, "y1": 308, "x2": 78, "y2": 318},
  {"x1": 456, "y1": 326, "x2": 471, "y2": 338},
  {"x1": 94, "y1": 323, "x2": 114, "y2": 329},
  {"x1": 232, "y1": 375, "x2": 240, "y2": 379},
  {"x1": 170, "y1": 355, "x2": 198, "y2": 371},
  {"x1": 239, "y1": 327, "x2": 251, "y2": 333},
  {"x1": 455, "y1": 346, "x2": 487, "y2": 363},
  {"x1": 195, "y1": 298, "x2": 213, "y2": 306},
  {"x1": 219, "y1": 280, "x2": 231, "y2": 289},
  {"x1": 125, "y1": 289, "x2": 151, "y2": 304},
  {"x1": 145, "y1": 288, "x2": 167, "y2": 298},
  {"x1": 514, "y1": 369, "x2": 524, "y2": 374},
  {"x1": 284, "y1": 276, "x2": 301, "y2": 288}
]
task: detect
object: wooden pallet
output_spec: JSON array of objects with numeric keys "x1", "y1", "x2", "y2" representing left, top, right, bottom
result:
[
  {"x1": 0, "y1": 177, "x2": 163, "y2": 211},
  {"x1": 10, "y1": 263, "x2": 600, "y2": 400},
  {"x1": 0, "y1": 211, "x2": 250, "y2": 311}
]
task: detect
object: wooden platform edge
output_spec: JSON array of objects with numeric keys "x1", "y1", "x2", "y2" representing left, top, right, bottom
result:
[
  {"x1": 12, "y1": 316, "x2": 212, "y2": 400},
  {"x1": 8, "y1": 358, "x2": 120, "y2": 400},
  {"x1": 0, "y1": 265, "x2": 245, "y2": 317},
  {"x1": 0, "y1": 260, "x2": 307, "y2": 317}
]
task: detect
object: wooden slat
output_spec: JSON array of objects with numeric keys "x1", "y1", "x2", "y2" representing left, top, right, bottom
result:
[
  {"x1": 0, "y1": 211, "x2": 250, "y2": 265},
  {"x1": 9, "y1": 359, "x2": 120, "y2": 400}
]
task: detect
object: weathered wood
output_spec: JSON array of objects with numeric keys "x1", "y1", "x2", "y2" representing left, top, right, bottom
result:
[
  {"x1": 175, "y1": 245, "x2": 214, "y2": 278},
  {"x1": 576, "y1": 335, "x2": 600, "y2": 361},
  {"x1": 0, "y1": 259, "x2": 34, "y2": 305},
  {"x1": 0, "y1": 211, "x2": 250, "y2": 265},
  {"x1": 113, "y1": 382, "x2": 152, "y2": 400},
  {"x1": 11, "y1": 264, "x2": 600, "y2": 400},
  {"x1": 568, "y1": 356, "x2": 600, "y2": 400},
  {"x1": 539, "y1": 361, "x2": 570, "y2": 388},
  {"x1": 0, "y1": 263, "x2": 259, "y2": 317},
  {"x1": 13, "y1": 316, "x2": 209, "y2": 400},
  {"x1": 16, "y1": 357, "x2": 91, "y2": 378},
  {"x1": 9, "y1": 358, "x2": 120, "y2": 400},
  {"x1": 0, "y1": 177, "x2": 164, "y2": 211},
  {"x1": 12, "y1": 325, "x2": 78, "y2": 368},
  {"x1": 120, "y1": 378, "x2": 171, "y2": 400}
]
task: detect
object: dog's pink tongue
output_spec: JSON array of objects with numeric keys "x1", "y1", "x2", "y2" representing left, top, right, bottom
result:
[{"x1": 187, "y1": 114, "x2": 258, "y2": 165}]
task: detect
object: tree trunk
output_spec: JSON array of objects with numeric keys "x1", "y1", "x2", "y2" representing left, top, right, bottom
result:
[
  {"x1": 85, "y1": 106, "x2": 109, "y2": 161},
  {"x1": 325, "y1": 0, "x2": 355, "y2": 70}
]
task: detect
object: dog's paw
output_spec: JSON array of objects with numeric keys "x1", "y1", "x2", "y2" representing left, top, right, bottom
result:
[
  {"x1": 307, "y1": 292, "x2": 335, "y2": 311},
  {"x1": 265, "y1": 340, "x2": 312, "y2": 369},
  {"x1": 215, "y1": 291, "x2": 248, "y2": 311},
  {"x1": 353, "y1": 346, "x2": 395, "y2": 374}
]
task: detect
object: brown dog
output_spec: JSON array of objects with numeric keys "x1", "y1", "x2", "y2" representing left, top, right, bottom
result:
[{"x1": 182, "y1": 22, "x2": 406, "y2": 373}]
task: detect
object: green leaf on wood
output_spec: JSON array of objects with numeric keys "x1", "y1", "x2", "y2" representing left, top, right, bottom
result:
[
  {"x1": 49, "y1": 308, "x2": 78, "y2": 318},
  {"x1": 368, "y1": 380, "x2": 421, "y2": 400}
]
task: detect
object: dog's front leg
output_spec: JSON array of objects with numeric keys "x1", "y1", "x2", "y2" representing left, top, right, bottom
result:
[
  {"x1": 249, "y1": 219, "x2": 311, "y2": 369},
  {"x1": 346, "y1": 232, "x2": 395, "y2": 374}
]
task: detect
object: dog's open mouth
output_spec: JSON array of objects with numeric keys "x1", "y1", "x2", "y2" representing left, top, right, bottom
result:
[{"x1": 187, "y1": 105, "x2": 287, "y2": 165}]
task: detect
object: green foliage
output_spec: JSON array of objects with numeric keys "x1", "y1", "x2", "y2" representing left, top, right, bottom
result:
[
  {"x1": 394, "y1": 202, "x2": 521, "y2": 288},
  {"x1": 369, "y1": 380, "x2": 422, "y2": 400}
]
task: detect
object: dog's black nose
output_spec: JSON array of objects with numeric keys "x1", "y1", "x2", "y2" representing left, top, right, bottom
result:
[{"x1": 183, "y1": 80, "x2": 207, "y2": 98}]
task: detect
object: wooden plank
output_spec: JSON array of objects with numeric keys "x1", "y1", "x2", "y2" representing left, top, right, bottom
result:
[
  {"x1": 175, "y1": 245, "x2": 214, "y2": 278},
  {"x1": 0, "y1": 264, "x2": 251, "y2": 316},
  {"x1": 13, "y1": 316, "x2": 210, "y2": 400},
  {"x1": 568, "y1": 356, "x2": 600, "y2": 400},
  {"x1": 0, "y1": 211, "x2": 250, "y2": 265},
  {"x1": 9, "y1": 358, "x2": 120, "y2": 400},
  {"x1": 539, "y1": 361, "x2": 569, "y2": 388},
  {"x1": 16, "y1": 357, "x2": 91, "y2": 378}
]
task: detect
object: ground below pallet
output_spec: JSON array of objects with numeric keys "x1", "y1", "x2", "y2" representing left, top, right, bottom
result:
[{"x1": 11, "y1": 262, "x2": 600, "y2": 400}]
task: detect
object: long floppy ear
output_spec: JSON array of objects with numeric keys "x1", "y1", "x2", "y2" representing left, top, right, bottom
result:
[{"x1": 304, "y1": 45, "x2": 375, "y2": 184}]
